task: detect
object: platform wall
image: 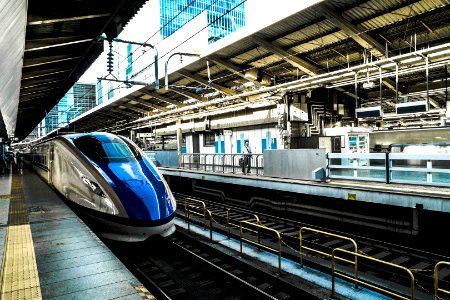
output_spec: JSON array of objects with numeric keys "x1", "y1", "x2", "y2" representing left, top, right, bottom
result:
[{"x1": 264, "y1": 149, "x2": 326, "y2": 180}]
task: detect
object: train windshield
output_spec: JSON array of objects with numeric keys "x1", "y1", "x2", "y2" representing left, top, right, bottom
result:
[{"x1": 73, "y1": 135, "x2": 139, "y2": 163}]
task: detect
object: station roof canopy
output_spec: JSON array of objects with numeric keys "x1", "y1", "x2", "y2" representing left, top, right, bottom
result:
[
  {"x1": 0, "y1": 0, "x2": 147, "y2": 140},
  {"x1": 3, "y1": 0, "x2": 450, "y2": 140},
  {"x1": 68, "y1": 0, "x2": 450, "y2": 135}
]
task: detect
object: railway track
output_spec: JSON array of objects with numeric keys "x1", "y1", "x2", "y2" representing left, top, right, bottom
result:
[
  {"x1": 174, "y1": 192, "x2": 450, "y2": 300},
  {"x1": 106, "y1": 231, "x2": 324, "y2": 300}
]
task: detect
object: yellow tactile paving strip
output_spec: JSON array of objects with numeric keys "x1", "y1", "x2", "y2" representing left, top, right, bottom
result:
[
  {"x1": 132, "y1": 285, "x2": 156, "y2": 300},
  {"x1": 0, "y1": 174, "x2": 42, "y2": 300}
]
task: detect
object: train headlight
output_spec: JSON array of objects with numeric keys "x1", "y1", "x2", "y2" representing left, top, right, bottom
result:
[
  {"x1": 81, "y1": 175, "x2": 119, "y2": 215},
  {"x1": 81, "y1": 176, "x2": 106, "y2": 197}
]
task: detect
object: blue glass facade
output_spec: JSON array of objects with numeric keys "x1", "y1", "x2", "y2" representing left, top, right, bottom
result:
[
  {"x1": 44, "y1": 83, "x2": 96, "y2": 133},
  {"x1": 160, "y1": 0, "x2": 245, "y2": 43}
]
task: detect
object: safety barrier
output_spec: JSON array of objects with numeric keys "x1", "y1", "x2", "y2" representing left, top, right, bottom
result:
[
  {"x1": 434, "y1": 261, "x2": 450, "y2": 300},
  {"x1": 183, "y1": 198, "x2": 207, "y2": 228},
  {"x1": 213, "y1": 209, "x2": 260, "y2": 239},
  {"x1": 182, "y1": 198, "x2": 262, "y2": 242},
  {"x1": 299, "y1": 227, "x2": 358, "y2": 287},
  {"x1": 328, "y1": 152, "x2": 450, "y2": 186},
  {"x1": 179, "y1": 153, "x2": 264, "y2": 175},
  {"x1": 328, "y1": 153, "x2": 387, "y2": 182},
  {"x1": 331, "y1": 248, "x2": 415, "y2": 300},
  {"x1": 240, "y1": 221, "x2": 282, "y2": 272},
  {"x1": 180, "y1": 200, "x2": 429, "y2": 298},
  {"x1": 389, "y1": 153, "x2": 450, "y2": 187}
]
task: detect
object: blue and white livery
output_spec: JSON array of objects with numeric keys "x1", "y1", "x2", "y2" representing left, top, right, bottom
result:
[{"x1": 29, "y1": 132, "x2": 176, "y2": 241}]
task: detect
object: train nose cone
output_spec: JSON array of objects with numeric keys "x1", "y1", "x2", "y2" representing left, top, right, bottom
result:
[{"x1": 103, "y1": 161, "x2": 175, "y2": 221}]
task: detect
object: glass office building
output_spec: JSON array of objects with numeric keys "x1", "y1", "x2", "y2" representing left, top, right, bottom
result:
[
  {"x1": 160, "y1": 0, "x2": 245, "y2": 43},
  {"x1": 42, "y1": 83, "x2": 96, "y2": 134}
]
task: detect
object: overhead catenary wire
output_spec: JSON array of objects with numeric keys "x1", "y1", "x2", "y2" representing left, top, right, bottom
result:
[{"x1": 71, "y1": 2, "x2": 449, "y2": 134}]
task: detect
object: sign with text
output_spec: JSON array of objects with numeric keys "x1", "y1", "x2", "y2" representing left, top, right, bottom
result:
[{"x1": 223, "y1": 129, "x2": 232, "y2": 136}]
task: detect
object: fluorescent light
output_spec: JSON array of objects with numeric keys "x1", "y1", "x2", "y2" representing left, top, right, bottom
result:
[
  {"x1": 428, "y1": 48, "x2": 450, "y2": 58},
  {"x1": 399, "y1": 56, "x2": 422, "y2": 64}
]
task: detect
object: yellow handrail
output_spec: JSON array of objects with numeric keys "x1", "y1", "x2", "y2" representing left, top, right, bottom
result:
[
  {"x1": 183, "y1": 198, "x2": 207, "y2": 227},
  {"x1": 240, "y1": 221, "x2": 282, "y2": 272},
  {"x1": 434, "y1": 261, "x2": 450, "y2": 300},
  {"x1": 331, "y1": 248, "x2": 415, "y2": 300},
  {"x1": 228, "y1": 213, "x2": 260, "y2": 231},
  {"x1": 206, "y1": 208, "x2": 213, "y2": 241},
  {"x1": 299, "y1": 227, "x2": 358, "y2": 286}
]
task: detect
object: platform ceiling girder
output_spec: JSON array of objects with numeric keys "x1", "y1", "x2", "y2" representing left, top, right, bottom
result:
[
  {"x1": 321, "y1": 4, "x2": 386, "y2": 58},
  {"x1": 58, "y1": 0, "x2": 450, "y2": 134},
  {"x1": 22, "y1": 56, "x2": 81, "y2": 69},
  {"x1": 27, "y1": 13, "x2": 112, "y2": 25},
  {"x1": 207, "y1": 54, "x2": 261, "y2": 86},
  {"x1": 138, "y1": 89, "x2": 186, "y2": 107},
  {"x1": 0, "y1": 0, "x2": 147, "y2": 139},
  {"x1": 169, "y1": 87, "x2": 207, "y2": 102},
  {"x1": 120, "y1": 103, "x2": 149, "y2": 115},
  {"x1": 110, "y1": 108, "x2": 138, "y2": 118},
  {"x1": 126, "y1": 95, "x2": 169, "y2": 112},
  {"x1": 249, "y1": 34, "x2": 321, "y2": 76},
  {"x1": 176, "y1": 70, "x2": 236, "y2": 96}
]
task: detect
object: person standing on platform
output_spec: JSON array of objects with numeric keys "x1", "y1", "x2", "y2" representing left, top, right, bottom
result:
[{"x1": 242, "y1": 140, "x2": 252, "y2": 174}]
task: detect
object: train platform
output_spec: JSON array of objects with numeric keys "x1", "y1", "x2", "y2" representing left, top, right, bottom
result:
[
  {"x1": 160, "y1": 167, "x2": 450, "y2": 213},
  {"x1": 0, "y1": 166, "x2": 153, "y2": 299}
]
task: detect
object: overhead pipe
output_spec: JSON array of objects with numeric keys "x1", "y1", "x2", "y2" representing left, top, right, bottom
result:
[
  {"x1": 379, "y1": 67, "x2": 382, "y2": 108},
  {"x1": 103, "y1": 43, "x2": 450, "y2": 127},
  {"x1": 327, "y1": 59, "x2": 450, "y2": 89},
  {"x1": 395, "y1": 63, "x2": 399, "y2": 104},
  {"x1": 355, "y1": 72, "x2": 358, "y2": 126},
  {"x1": 165, "y1": 52, "x2": 201, "y2": 90}
]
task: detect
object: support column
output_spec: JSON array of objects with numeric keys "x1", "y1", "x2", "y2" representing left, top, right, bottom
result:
[
  {"x1": 130, "y1": 129, "x2": 136, "y2": 143},
  {"x1": 176, "y1": 119, "x2": 183, "y2": 168},
  {"x1": 412, "y1": 203, "x2": 423, "y2": 235}
]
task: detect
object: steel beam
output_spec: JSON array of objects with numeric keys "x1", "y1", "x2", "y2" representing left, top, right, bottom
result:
[
  {"x1": 139, "y1": 89, "x2": 185, "y2": 107},
  {"x1": 125, "y1": 96, "x2": 169, "y2": 112},
  {"x1": 207, "y1": 54, "x2": 261, "y2": 86},
  {"x1": 250, "y1": 34, "x2": 320, "y2": 76},
  {"x1": 169, "y1": 87, "x2": 207, "y2": 102},
  {"x1": 176, "y1": 70, "x2": 236, "y2": 96},
  {"x1": 321, "y1": 4, "x2": 385, "y2": 58}
]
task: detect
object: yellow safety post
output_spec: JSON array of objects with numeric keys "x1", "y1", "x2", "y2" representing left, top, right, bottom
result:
[
  {"x1": 240, "y1": 221, "x2": 282, "y2": 272},
  {"x1": 206, "y1": 209, "x2": 213, "y2": 241},
  {"x1": 226, "y1": 208, "x2": 230, "y2": 238},
  {"x1": 299, "y1": 227, "x2": 358, "y2": 286},
  {"x1": 331, "y1": 248, "x2": 414, "y2": 300},
  {"x1": 183, "y1": 198, "x2": 207, "y2": 228},
  {"x1": 434, "y1": 261, "x2": 450, "y2": 300}
]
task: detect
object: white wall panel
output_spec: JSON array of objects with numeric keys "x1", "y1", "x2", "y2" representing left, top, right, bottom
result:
[{"x1": 0, "y1": 0, "x2": 27, "y2": 136}]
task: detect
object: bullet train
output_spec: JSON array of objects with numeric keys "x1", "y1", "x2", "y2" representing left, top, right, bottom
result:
[{"x1": 28, "y1": 132, "x2": 176, "y2": 242}]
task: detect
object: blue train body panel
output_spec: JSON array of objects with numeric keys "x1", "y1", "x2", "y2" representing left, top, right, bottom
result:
[{"x1": 30, "y1": 132, "x2": 176, "y2": 241}]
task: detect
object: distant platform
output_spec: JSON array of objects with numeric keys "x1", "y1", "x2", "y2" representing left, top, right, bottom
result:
[
  {"x1": 0, "y1": 167, "x2": 152, "y2": 299},
  {"x1": 160, "y1": 167, "x2": 450, "y2": 213}
]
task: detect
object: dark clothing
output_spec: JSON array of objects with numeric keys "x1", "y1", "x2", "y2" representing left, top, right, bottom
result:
[
  {"x1": 241, "y1": 144, "x2": 252, "y2": 173},
  {"x1": 242, "y1": 155, "x2": 251, "y2": 173}
]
